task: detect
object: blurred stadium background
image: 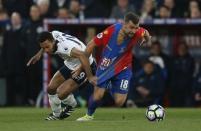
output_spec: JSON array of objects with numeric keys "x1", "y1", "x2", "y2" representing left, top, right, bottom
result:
[{"x1": 0, "y1": 0, "x2": 201, "y2": 109}]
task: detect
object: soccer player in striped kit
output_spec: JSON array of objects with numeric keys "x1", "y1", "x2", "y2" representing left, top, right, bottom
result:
[{"x1": 77, "y1": 12, "x2": 151, "y2": 121}]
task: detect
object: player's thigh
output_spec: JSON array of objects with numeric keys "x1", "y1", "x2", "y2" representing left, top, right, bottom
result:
[
  {"x1": 72, "y1": 61, "x2": 96, "y2": 84},
  {"x1": 113, "y1": 93, "x2": 127, "y2": 107},
  {"x1": 94, "y1": 79, "x2": 112, "y2": 101},
  {"x1": 111, "y1": 69, "x2": 132, "y2": 94},
  {"x1": 57, "y1": 78, "x2": 79, "y2": 99},
  {"x1": 48, "y1": 71, "x2": 66, "y2": 94}
]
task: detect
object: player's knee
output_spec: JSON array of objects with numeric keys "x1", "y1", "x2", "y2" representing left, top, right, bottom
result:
[
  {"x1": 115, "y1": 98, "x2": 126, "y2": 107},
  {"x1": 56, "y1": 88, "x2": 69, "y2": 100},
  {"x1": 47, "y1": 85, "x2": 57, "y2": 95},
  {"x1": 56, "y1": 88, "x2": 64, "y2": 100},
  {"x1": 93, "y1": 91, "x2": 104, "y2": 101},
  {"x1": 93, "y1": 94, "x2": 103, "y2": 101}
]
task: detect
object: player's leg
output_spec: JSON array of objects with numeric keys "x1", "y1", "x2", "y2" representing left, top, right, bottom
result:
[
  {"x1": 88, "y1": 86, "x2": 106, "y2": 115},
  {"x1": 76, "y1": 84, "x2": 107, "y2": 121},
  {"x1": 113, "y1": 93, "x2": 128, "y2": 107},
  {"x1": 46, "y1": 70, "x2": 65, "y2": 120},
  {"x1": 111, "y1": 68, "x2": 132, "y2": 107},
  {"x1": 46, "y1": 65, "x2": 73, "y2": 120},
  {"x1": 56, "y1": 62, "x2": 96, "y2": 119},
  {"x1": 57, "y1": 78, "x2": 78, "y2": 107},
  {"x1": 54, "y1": 79, "x2": 78, "y2": 119},
  {"x1": 57, "y1": 61, "x2": 97, "y2": 108}
]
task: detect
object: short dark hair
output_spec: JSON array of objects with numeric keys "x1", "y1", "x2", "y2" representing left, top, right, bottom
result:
[
  {"x1": 124, "y1": 12, "x2": 140, "y2": 24},
  {"x1": 38, "y1": 31, "x2": 54, "y2": 43}
]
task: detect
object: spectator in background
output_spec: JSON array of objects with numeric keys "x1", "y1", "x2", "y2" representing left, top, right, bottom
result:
[
  {"x1": 57, "y1": 7, "x2": 71, "y2": 19},
  {"x1": 163, "y1": 0, "x2": 181, "y2": 17},
  {"x1": 190, "y1": 0, "x2": 200, "y2": 9},
  {"x1": 184, "y1": 0, "x2": 200, "y2": 17},
  {"x1": 190, "y1": 6, "x2": 201, "y2": 18},
  {"x1": 0, "y1": 9, "x2": 8, "y2": 78},
  {"x1": 36, "y1": 0, "x2": 53, "y2": 18},
  {"x1": 140, "y1": 0, "x2": 156, "y2": 19},
  {"x1": 0, "y1": 0, "x2": 3, "y2": 10},
  {"x1": 50, "y1": 0, "x2": 69, "y2": 17},
  {"x1": 110, "y1": 0, "x2": 135, "y2": 19},
  {"x1": 127, "y1": 60, "x2": 165, "y2": 107},
  {"x1": 148, "y1": 41, "x2": 172, "y2": 107},
  {"x1": 24, "y1": 5, "x2": 43, "y2": 105},
  {"x1": 192, "y1": 68, "x2": 201, "y2": 107},
  {"x1": 157, "y1": 5, "x2": 171, "y2": 18},
  {"x1": 0, "y1": 9, "x2": 8, "y2": 21},
  {"x1": 83, "y1": 0, "x2": 113, "y2": 18},
  {"x1": 2, "y1": 0, "x2": 33, "y2": 18},
  {"x1": 69, "y1": 0, "x2": 83, "y2": 19},
  {"x1": 126, "y1": 54, "x2": 142, "y2": 108},
  {"x1": 149, "y1": 41, "x2": 171, "y2": 80},
  {"x1": 2, "y1": 12, "x2": 26, "y2": 106},
  {"x1": 170, "y1": 42, "x2": 195, "y2": 107},
  {"x1": 129, "y1": 0, "x2": 143, "y2": 12}
]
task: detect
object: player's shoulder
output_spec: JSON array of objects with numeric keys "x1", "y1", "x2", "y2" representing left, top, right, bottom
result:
[
  {"x1": 51, "y1": 30, "x2": 62, "y2": 35},
  {"x1": 51, "y1": 30, "x2": 63, "y2": 38},
  {"x1": 135, "y1": 27, "x2": 146, "y2": 38},
  {"x1": 100, "y1": 23, "x2": 118, "y2": 37},
  {"x1": 106, "y1": 23, "x2": 120, "y2": 31}
]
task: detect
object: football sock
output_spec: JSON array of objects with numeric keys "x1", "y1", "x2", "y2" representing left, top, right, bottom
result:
[
  {"x1": 61, "y1": 94, "x2": 77, "y2": 108},
  {"x1": 87, "y1": 95, "x2": 100, "y2": 116},
  {"x1": 48, "y1": 94, "x2": 61, "y2": 117}
]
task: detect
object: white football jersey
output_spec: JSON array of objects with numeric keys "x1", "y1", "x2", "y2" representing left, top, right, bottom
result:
[{"x1": 51, "y1": 30, "x2": 93, "y2": 70}]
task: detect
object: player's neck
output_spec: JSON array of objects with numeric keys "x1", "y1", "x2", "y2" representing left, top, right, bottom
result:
[{"x1": 52, "y1": 40, "x2": 58, "y2": 53}]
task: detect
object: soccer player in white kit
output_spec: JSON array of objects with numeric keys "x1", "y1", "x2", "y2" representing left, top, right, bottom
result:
[{"x1": 27, "y1": 31, "x2": 97, "y2": 120}]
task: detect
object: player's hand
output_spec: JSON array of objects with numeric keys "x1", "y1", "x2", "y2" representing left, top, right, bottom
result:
[
  {"x1": 140, "y1": 29, "x2": 151, "y2": 47},
  {"x1": 26, "y1": 55, "x2": 41, "y2": 66},
  {"x1": 88, "y1": 76, "x2": 97, "y2": 86},
  {"x1": 71, "y1": 66, "x2": 82, "y2": 78}
]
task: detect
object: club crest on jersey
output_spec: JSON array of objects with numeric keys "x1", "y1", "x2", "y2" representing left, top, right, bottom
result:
[
  {"x1": 104, "y1": 30, "x2": 108, "y2": 34},
  {"x1": 97, "y1": 33, "x2": 103, "y2": 39},
  {"x1": 141, "y1": 30, "x2": 145, "y2": 37}
]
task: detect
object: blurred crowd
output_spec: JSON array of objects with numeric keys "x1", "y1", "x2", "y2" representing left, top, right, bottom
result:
[
  {"x1": 0, "y1": 0, "x2": 200, "y2": 107},
  {"x1": 0, "y1": 0, "x2": 200, "y2": 21}
]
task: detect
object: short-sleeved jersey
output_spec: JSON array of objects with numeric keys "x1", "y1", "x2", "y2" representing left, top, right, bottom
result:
[
  {"x1": 51, "y1": 30, "x2": 93, "y2": 70},
  {"x1": 93, "y1": 23, "x2": 145, "y2": 84}
]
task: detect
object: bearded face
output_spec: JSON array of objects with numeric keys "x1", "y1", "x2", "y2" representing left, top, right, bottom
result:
[{"x1": 123, "y1": 20, "x2": 139, "y2": 38}]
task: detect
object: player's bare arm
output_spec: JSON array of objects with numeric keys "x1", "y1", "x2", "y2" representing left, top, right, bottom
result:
[
  {"x1": 85, "y1": 39, "x2": 97, "y2": 57},
  {"x1": 140, "y1": 29, "x2": 151, "y2": 46},
  {"x1": 71, "y1": 39, "x2": 97, "y2": 78},
  {"x1": 70, "y1": 47, "x2": 97, "y2": 85},
  {"x1": 27, "y1": 48, "x2": 44, "y2": 66}
]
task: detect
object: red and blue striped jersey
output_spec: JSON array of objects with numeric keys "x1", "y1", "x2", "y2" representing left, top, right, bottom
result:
[{"x1": 93, "y1": 23, "x2": 145, "y2": 84}]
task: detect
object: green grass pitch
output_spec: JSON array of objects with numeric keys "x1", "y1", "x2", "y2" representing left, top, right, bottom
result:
[{"x1": 0, "y1": 108, "x2": 200, "y2": 131}]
